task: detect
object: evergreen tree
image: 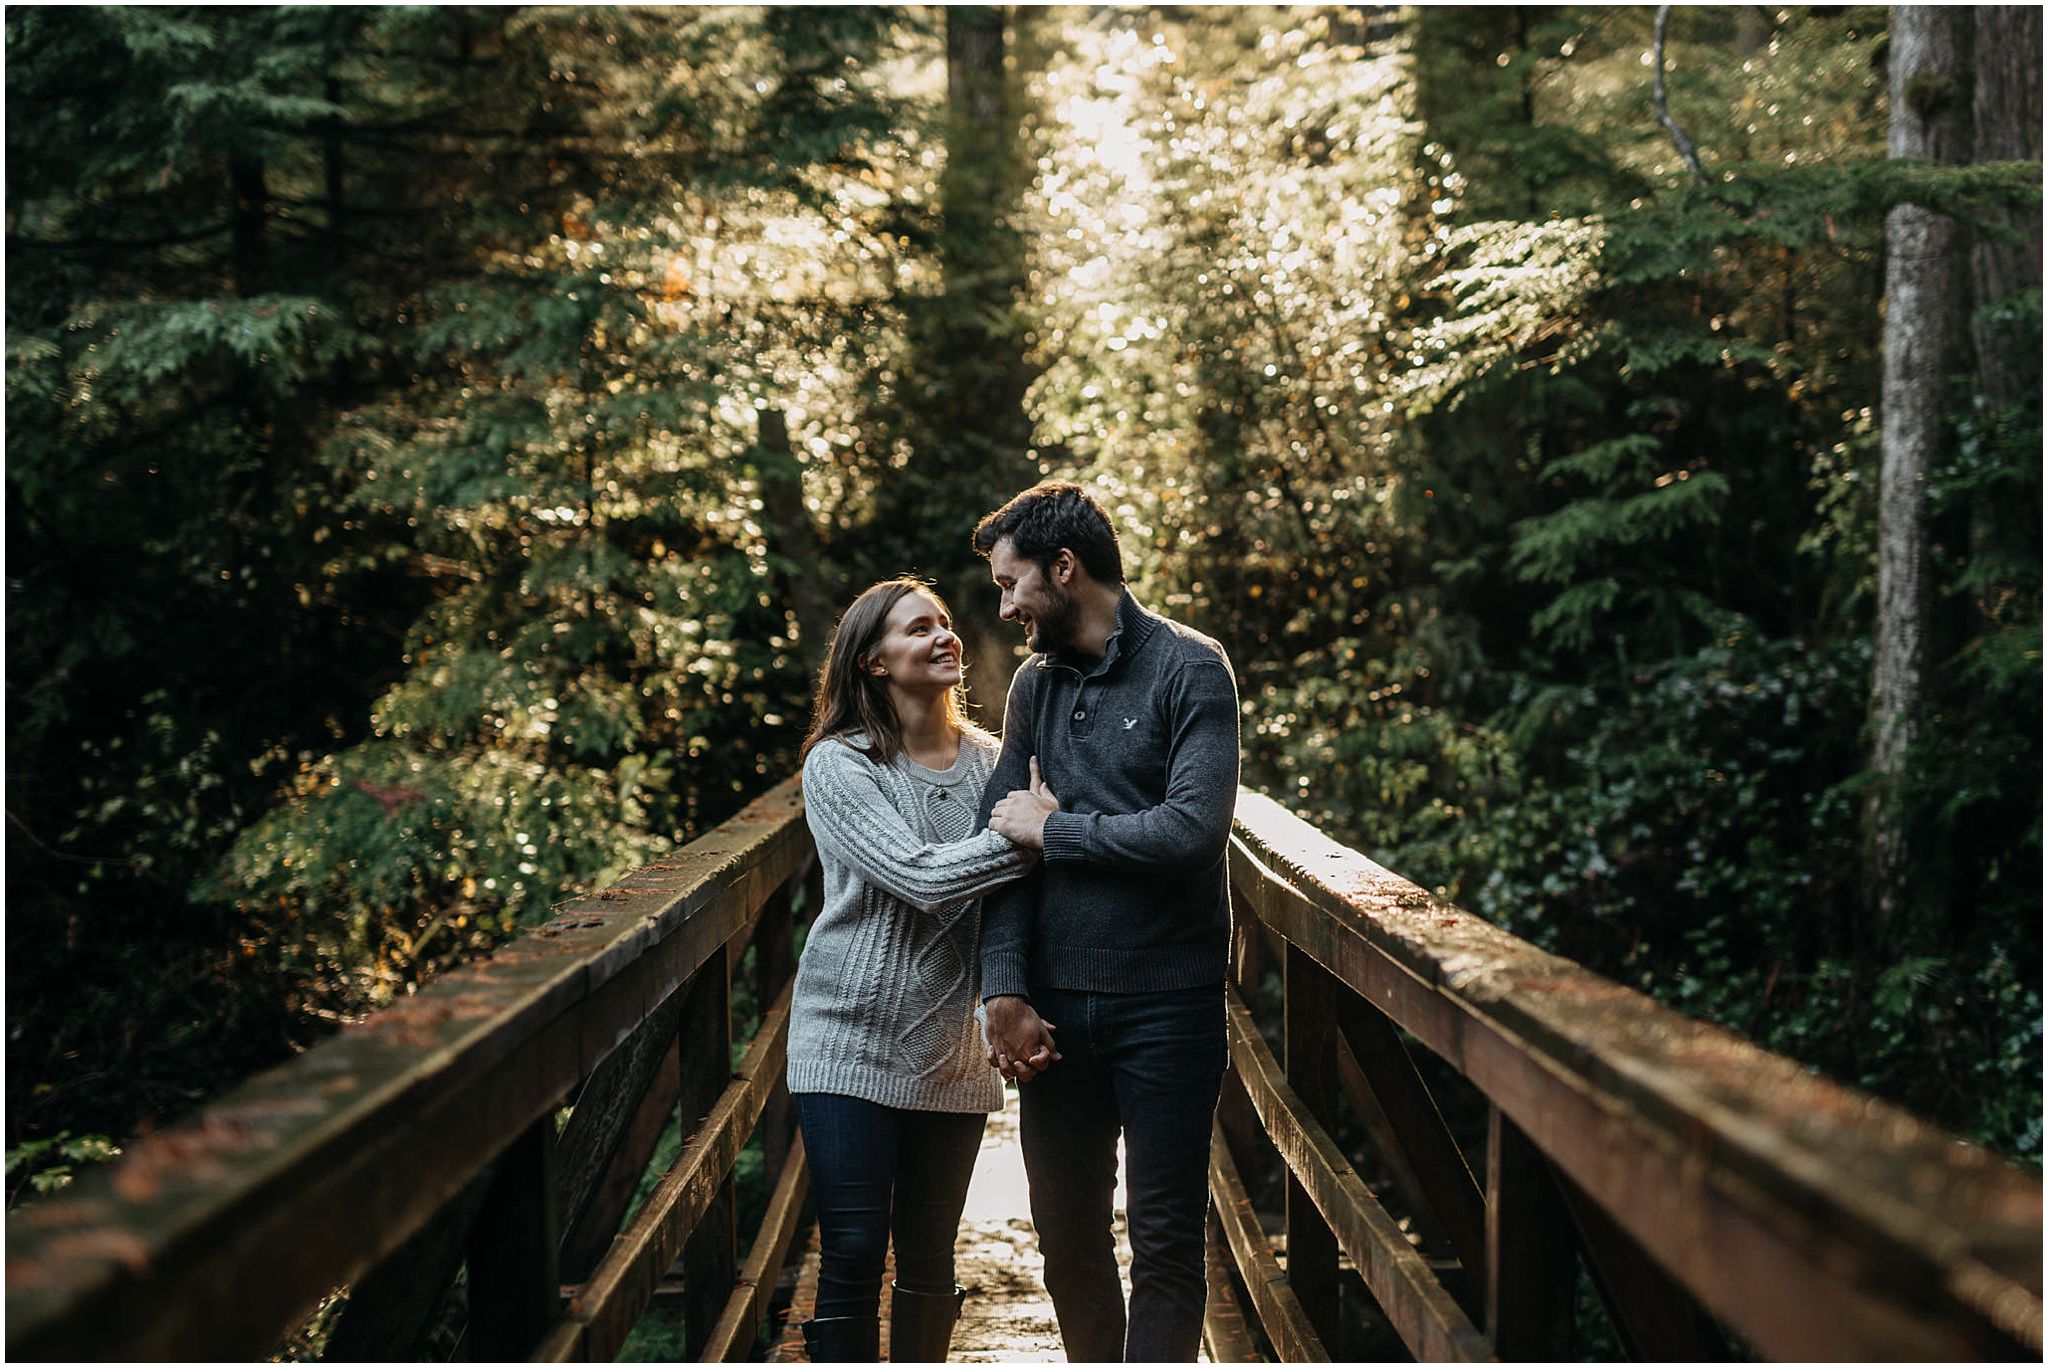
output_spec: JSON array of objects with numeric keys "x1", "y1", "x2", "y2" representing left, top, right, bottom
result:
[
  {"x1": 6, "y1": 6, "x2": 924, "y2": 1161},
  {"x1": 210, "y1": 8, "x2": 921, "y2": 1007},
  {"x1": 6, "y1": 5, "x2": 432, "y2": 1143},
  {"x1": 1026, "y1": 4, "x2": 2039, "y2": 1160}
]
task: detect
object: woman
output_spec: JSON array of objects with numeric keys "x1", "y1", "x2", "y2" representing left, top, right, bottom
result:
[{"x1": 787, "y1": 577, "x2": 1050, "y2": 1363}]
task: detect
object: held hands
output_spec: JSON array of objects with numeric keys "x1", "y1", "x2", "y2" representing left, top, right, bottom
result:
[
  {"x1": 987, "y1": 756, "x2": 1059, "y2": 850},
  {"x1": 984, "y1": 994, "x2": 1061, "y2": 1083},
  {"x1": 985, "y1": 759, "x2": 1062, "y2": 1082}
]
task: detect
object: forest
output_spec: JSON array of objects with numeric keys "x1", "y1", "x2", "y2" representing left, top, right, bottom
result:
[{"x1": 5, "y1": 1, "x2": 2040, "y2": 1218}]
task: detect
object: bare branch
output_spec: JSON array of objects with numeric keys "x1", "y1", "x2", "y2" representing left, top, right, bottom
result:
[{"x1": 1654, "y1": 5, "x2": 1707, "y2": 182}]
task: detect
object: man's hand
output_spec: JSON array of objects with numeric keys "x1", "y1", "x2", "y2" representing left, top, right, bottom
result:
[
  {"x1": 988, "y1": 757, "x2": 1059, "y2": 850},
  {"x1": 984, "y1": 993, "x2": 1060, "y2": 1082}
]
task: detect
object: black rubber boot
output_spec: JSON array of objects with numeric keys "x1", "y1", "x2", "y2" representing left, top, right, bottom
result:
[
  {"x1": 801, "y1": 1314, "x2": 880, "y2": 1363},
  {"x1": 888, "y1": 1283, "x2": 967, "y2": 1364}
]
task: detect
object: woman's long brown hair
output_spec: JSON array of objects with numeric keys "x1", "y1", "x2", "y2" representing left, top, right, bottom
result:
[{"x1": 802, "y1": 578, "x2": 973, "y2": 767}]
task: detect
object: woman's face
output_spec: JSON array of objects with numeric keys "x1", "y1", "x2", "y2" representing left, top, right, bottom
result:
[{"x1": 864, "y1": 590, "x2": 962, "y2": 695}]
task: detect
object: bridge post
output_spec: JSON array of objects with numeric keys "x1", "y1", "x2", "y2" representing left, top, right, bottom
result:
[
  {"x1": 1550, "y1": 1165, "x2": 1732, "y2": 1361},
  {"x1": 1284, "y1": 943, "x2": 1343, "y2": 1354},
  {"x1": 678, "y1": 946, "x2": 738, "y2": 1359},
  {"x1": 465, "y1": 1111, "x2": 564, "y2": 1359},
  {"x1": 756, "y1": 868, "x2": 804, "y2": 1192},
  {"x1": 1483, "y1": 1107, "x2": 1577, "y2": 1360},
  {"x1": 1217, "y1": 894, "x2": 1267, "y2": 1182}
]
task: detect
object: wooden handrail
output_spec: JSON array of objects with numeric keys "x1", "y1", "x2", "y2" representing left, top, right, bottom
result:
[
  {"x1": 5, "y1": 777, "x2": 812, "y2": 1361},
  {"x1": 1214, "y1": 787, "x2": 2043, "y2": 1360},
  {"x1": 8, "y1": 769, "x2": 2038, "y2": 1362}
]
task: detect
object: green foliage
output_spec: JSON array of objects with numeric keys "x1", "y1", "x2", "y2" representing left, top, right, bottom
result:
[
  {"x1": 7, "y1": 4, "x2": 929, "y2": 1150},
  {"x1": 1026, "y1": 4, "x2": 2037, "y2": 1171},
  {"x1": 8, "y1": 3, "x2": 2038, "y2": 1292},
  {"x1": 7, "y1": 5, "x2": 435, "y2": 1142},
  {"x1": 203, "y1": 7, "x2": 925, "y2": 1009},
  {"x1": 5, "y1": 1131, "x2": 122, "y2": 1202}
]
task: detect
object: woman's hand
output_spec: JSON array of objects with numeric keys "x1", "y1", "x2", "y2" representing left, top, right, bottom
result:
[{"x1": 988, "y1": 757, "x2": 1059, "y2": 849}]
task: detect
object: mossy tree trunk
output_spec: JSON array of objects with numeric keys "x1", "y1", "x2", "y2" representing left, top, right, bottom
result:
[{"x1": 1867, "y1": 5, "x2": 1972, "y2": 960}]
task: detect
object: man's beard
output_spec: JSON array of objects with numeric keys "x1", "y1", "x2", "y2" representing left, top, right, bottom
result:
[{"x1": 1028, "y1": 583, "x2": 1081, "y2": 654}]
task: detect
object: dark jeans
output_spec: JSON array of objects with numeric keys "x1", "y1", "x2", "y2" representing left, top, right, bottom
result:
[
  {"x1": 793, "y1": 1092, "x2": 986, "y2": 1319},
  {"x1": 1018, "y1": 982, "x2": 1228, "y2": 1363}
]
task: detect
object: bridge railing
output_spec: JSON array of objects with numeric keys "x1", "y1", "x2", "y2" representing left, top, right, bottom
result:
[
  {"x1": 1200, "y1": 789, "x2": 2043, "y2": 1362},
  {"x1": 6, "y1": 776, "x2": 818, "y2": 1363},
  {"x1": 7, "y1": 777, "x2": 2042, "y2": 1362}
]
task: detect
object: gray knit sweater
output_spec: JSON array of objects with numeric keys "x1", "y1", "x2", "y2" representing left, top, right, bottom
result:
[{"x1": 786, "y1": 731, "x2": 1034, "y2": 1112}]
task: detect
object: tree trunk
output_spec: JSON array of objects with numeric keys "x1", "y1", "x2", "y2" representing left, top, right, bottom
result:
[
  {"x1": 229, "y1": 152, "x2": 268, "y2": 296},
  {"x1": 925, "y1": 5, "x2": 1040, "y2": 725},
  {"x1": 1867, "y1": 5, "x2": 1971, "y2": 959},
  {"x1": 941, "y1": 6, "x2": 1013, "y2": 299},
  {"x1": 756, "y1": 407, "x2": 835, "y2": 674},
  {"x1": 1968, "y1": 5, "x2": 2041, "y2": 406},
  {"x1": 325, "y1": 72, "x2": 347, "y2": 271}
]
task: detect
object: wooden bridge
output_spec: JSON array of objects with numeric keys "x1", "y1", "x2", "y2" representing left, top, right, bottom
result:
[{"x1": 7, "y1": 777, "x2": 2041, "y2": 1361}]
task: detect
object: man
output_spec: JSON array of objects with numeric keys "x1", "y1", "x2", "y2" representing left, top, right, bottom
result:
[{"x1": 973, "y1": 481, "x2": 1240, "y2": 1363}]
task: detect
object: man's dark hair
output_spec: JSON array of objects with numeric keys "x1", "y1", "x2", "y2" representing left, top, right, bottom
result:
[{"x1": 972, "y1": 481, "x2": 1125, "y2": 584}]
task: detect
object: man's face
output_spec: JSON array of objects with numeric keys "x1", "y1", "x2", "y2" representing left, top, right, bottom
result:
[{"x1": 989, "y1": 538, "x2": 1078, "y2": 655}]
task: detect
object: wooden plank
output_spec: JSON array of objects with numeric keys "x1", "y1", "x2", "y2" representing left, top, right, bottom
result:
[
  {"x1": 1333, "y1": 1024, "x2": 1459, "y2": 1268},
  {"x1": 1229, "y1": 883, "x2": 1264, "y2": 997},
  {"x1": 679, "y1": 950, "x2": 737, "y2": 1360},
  {"x1": 1210, "y1": 1119, "x2": 1328, "y2": 1363},
  {"x1": 1551, "y1": 1163, "x2": 1730, "y2": 1361},
  {"x1": 698, "y1": 1135, "x2": 811, "y2": 1363},
  {"x1": 534, "y1": 979, "x2": 792, "y2": 1364},
  {"x1": 1218, "y1": 905, "x2": 1271, "y2": 1184},
  {"x1": 322, "y1": 1167, "x2": 492, "y2": 1359},
  {"x1": 1334, "y1": 991, "x2": 1487, "y2": 1284},
  {"x1": 752, "y1": 878, "x2": 799, "y2": 1195},
  {"x1": 762, "y1": 1223, "x2": 820, "y2": 1363},
  {"x1": 467, "y1": 1113, "x2": 563, "y2": 1360},
  {"x1": 558, "y1": 1033, "x2": 683, "y2": 1280},
  {"x1": 1202, "y1": 1209, "x2": 1262, "y2": 1363},
  {"x1": 1282, "y1": 945, "x2": 1341, "y2": 1352},
  {"x1": 1484, "y1": 1107, "x2": 1575, "y2": 1360},
  {"x1": 1226, "y1": 989, "x2": 1491, "y2": 1363},
  {"x1": 1225, "y1": 798, "x2": 2043, "y2": 1360},
  {"x1": 5, "y1": 777, "x2": 811, "y2": 1363},
  {"x1": 556, "y1": 984, "x2": 689, "y2": 1279}
]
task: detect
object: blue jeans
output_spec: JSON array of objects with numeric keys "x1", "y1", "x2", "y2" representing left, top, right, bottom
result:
[
  {"x1": 792, "y1": 1092, "x2": 986, "y2": 1318},
  {"x1": 1018, "y1": 983, "x2": 1228, "y2": 1362}
]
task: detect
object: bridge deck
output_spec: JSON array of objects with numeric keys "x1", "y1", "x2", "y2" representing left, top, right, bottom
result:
[{"x1": 767, "y1": 1092, "x2": 1183, "y2": 1363}]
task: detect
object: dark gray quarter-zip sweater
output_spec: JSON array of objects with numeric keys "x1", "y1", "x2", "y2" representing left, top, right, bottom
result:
[{"x1": 976, "y1": 589, "x2": 1241, "y2": 999}]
